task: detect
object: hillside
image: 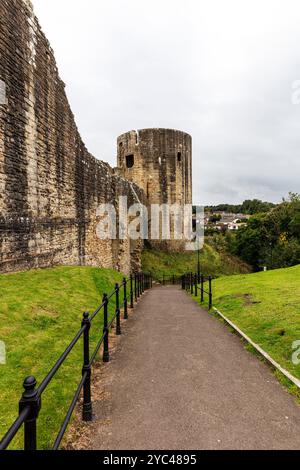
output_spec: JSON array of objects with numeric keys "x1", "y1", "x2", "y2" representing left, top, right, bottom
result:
[
  {"x1": 142, "y1": 245, "x2": 250, "y2": 280},
  {"x1": 211, "y1": 265, "x2": 300, "y2": 384},
  {"x1": 0, "y1": 266, "x2": 124, "y2": 449}
]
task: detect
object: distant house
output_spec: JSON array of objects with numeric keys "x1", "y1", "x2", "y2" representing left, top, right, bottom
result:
[
  {"x1": 203, "y1": 211, "x2": 249, "y2": 232},
  {"x1": 228, "y1": 221, "x2": 247, "y2": 231}
]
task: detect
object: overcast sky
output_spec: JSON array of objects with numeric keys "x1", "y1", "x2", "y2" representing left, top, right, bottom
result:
[{"x1": 32, "y1": 0, "x2": 300, "y2": 205}]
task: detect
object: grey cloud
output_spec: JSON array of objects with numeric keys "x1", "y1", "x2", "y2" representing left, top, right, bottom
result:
[{"x1": 32, "y1": 0, "x2": 300, "y2": 205}]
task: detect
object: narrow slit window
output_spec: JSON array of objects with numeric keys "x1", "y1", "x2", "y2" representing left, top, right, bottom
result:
[
  {"x1": 177, "y1": 152, "x2": 182, "y2": 163},
  {"x1": 126, "y1": 154, "x2": 134, "y2": 168}
]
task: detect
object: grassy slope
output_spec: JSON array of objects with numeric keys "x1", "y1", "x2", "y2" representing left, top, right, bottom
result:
[
  {"x1": 211, "y1": 265, "x2": 300, "y2": 385},
  {"x1": 0, "y1": 266, "x2": 124, "y2": 450},
  {"x1": 142, "y1": 245, "x2": 250, "y2": 280}
]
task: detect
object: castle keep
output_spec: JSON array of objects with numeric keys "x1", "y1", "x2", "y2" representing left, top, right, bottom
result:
[
  {"x1": 0, "y1": 0, "x2": 192, "y2": 274},
  {"x1": 117, "y1": 129, "x2": 192, "y2": 207},
  {"x1": 117, "y1": 129, "x2": 192, "y2": 250}
]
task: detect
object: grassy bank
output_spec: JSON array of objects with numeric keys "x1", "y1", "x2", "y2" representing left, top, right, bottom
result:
[
  {"x1": 209, "y1": 265, "x2": 300, "y2": 387},
  {"x1": 0, "y1": 266, "x2": 124, "y2": 449},
  {"x1": 142, "y1": 245, "x2": 250, "y2": 280}
]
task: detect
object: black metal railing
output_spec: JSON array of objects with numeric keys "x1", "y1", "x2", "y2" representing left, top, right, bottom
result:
[
  {"x1": 181, "y1": 272, "x2": 213, "y2": 310},
  {"x1": 158, "y1": 274, "x2": 182, "y2": 286},
  {"x1": 0, "y1": 272, "x2": 152, "y2": 451}
]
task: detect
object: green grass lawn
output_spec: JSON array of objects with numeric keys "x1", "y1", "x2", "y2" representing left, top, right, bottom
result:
[
  {"x1": 142, "y1": 245, "x2": 250, "y2": 280},
  {"x1": 203, "y1": 265, "x2": 300, "y2": 389},
  {"x1": 0, "y1": 266, "x2": 124, "y2": 450}
]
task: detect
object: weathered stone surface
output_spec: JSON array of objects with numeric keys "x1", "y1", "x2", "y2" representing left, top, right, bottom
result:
[
  {"x1": 0, "y1": 2, "x2": 193, "y2": 274},
  {"x1": 0, "y1": 0, "x2": 146, "y2": 274},
  {"x1": 117, "y1": 128, "x2": 193, "y2": 251}
]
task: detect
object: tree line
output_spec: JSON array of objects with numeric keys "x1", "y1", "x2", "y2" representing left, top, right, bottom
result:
[
  {"x1": 204, "y1": 199, "x2": 276, "y2": 215},
  {"x1": 224, "y1": 193, "x2": 300, "y2": 271}
]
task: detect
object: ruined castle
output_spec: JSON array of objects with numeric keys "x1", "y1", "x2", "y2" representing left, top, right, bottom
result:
[{"x1": 0, "y1": 0, "x2": 192, "y2": 275}]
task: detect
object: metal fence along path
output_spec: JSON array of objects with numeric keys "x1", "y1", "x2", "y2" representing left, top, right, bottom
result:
[
  {"x1": 181, "y1": 272, "x2": 213, "y2": 310},
  {"x1": 0, "y1": 273, "x2": 152, "y2": 451}
]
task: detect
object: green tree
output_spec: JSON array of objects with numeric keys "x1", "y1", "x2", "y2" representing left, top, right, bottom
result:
[
  {"x1": 231, "y1": 195, "x2": 300, "y2": 271},
  {"x1": 234, "y1": 215, "x2": 264, "y2": 269}
]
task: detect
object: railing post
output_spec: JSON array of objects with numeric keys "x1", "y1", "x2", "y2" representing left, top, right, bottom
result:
[
  {"x1": 173, "y1": 275, "x2": 175, "y2": 285},
  {"x1": 209, "y1": 276, "x2": 212, "y2": 310},
  {"x1": 134, "y1": 273, "x2": 137, "y2": 301},
  {"x1": 130, "y1": 274, "x2": 134, "y2": 308},
  {"x1": 123, "y1": 278, "x2": 128, "y2": 320},
  {"x1": 19, "y1": 376, "x2": 41, "y2": 450},
  {"x1": 190, "y1": 272, "x2": 194, "y2": 295},
  {"x1": 194, "y1": 273, "x2": 198, "y2": 297},
  {"x1": 201, "y1": 274, "x2": 204, "y2": 303},
  {"x1": 115, "y1": 284, "x2": 121, "y2": 335},
  {"x1": 82, "y1": 312, "x2": 92, "y2": 422},
  {"x1": 103, "y1": 294, "x2": 110, "y2": 363}
]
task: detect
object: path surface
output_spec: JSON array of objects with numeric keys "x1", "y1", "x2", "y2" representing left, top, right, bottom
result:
[{"x1": 91, "y1": 286, "x2": 300, "y2": 450}]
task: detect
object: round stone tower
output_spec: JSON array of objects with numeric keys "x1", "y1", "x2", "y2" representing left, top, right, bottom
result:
[
  {"x1": 117, "y1": 128, "x2": 192, "y2": 206},
  {"x1": 117, "y1": 128, "x2": 192, "y2": 251}
]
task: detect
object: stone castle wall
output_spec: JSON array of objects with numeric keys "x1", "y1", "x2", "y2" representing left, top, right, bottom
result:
[
  {"x1": 0, "y1": 0, "x2": 145, "y2": 274},
  {"x1": 117, "y1": 128, "x2": 192, "y2": 251}
]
